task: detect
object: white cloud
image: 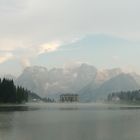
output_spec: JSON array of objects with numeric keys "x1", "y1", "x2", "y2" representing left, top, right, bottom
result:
[
  {"x1": 38, "y1": 41, "x2": 61, "y2": 55},
  {"x1": 0, "y1": 0, "x2": 140, "y2": 42},
  {"x1": 20, "y1": 58, "x2": 31, "y2": 68},
  {"x1": 0, "y1": 0, "x2": 140, "y2": 75},
  {"x1": 0, "y1": 53, "x2": 13, "y2": 64},
  {"x1": 0, "y1": 39, "x2": 25, "y2": 51}
]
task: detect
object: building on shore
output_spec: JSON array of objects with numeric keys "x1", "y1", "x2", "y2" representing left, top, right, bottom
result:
[{"x1": 60, "y1": 94, "x2": 79, "y2": 103}]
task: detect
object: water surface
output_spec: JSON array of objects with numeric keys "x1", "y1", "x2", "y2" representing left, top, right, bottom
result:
[{"x1": 0, "y1": 103, "x2": 140, "y2": 140}]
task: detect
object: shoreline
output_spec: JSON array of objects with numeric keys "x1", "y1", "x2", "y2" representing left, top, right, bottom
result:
[{"x1": 1, "y1": 102, "x2": 140, "y2": 109}]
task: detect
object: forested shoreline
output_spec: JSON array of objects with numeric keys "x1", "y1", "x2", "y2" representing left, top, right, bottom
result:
[
  {"x1": 107, "y1": 90, "x2": 140, "y2": 103},
  {"x1": 0, "y1": 78, "x2": 28, "y2": 104}
]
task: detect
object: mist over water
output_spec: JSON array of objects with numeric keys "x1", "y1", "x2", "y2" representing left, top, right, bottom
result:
[{"x1": 0, "y1": 103, "x2": 140, "y2": 140}]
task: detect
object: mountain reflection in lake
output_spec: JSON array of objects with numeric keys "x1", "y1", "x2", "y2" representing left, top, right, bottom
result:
[{"x1": 0, "y1": 103, "x2": 140, "y2": 140}]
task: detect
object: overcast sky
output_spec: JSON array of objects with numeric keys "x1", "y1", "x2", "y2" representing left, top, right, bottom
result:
[{"x1": 0, "y1": 0, "x2": 140, "y2": 76}]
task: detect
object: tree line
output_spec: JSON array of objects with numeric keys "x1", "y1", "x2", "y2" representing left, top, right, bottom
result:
[
  {"x1": 107, "y1": 89, "x2": 140, "y2": 103},
  {"x1": 0, "y1": 78, "x2": 28, "y2": 104}
]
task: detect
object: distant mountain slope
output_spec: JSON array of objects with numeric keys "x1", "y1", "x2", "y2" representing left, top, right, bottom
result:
[
  {"x1": 16, "y1": 64, "x2": 97, "y2": 97},
  {"x1": 16, "y1": 64, "x2": 140, "y2": 102},
  {"x1": 80, "y1": 73, "x2": 140, "y2": 102},
  {"x1": 16, "y1": 66, "x2": 48, "y2": 97},
  {"x1": 94, "y1": 68, "x2": 122, "y2": 85},
  {"x1": 28, "y1": 92, "x2": 42, "y2": 102}
]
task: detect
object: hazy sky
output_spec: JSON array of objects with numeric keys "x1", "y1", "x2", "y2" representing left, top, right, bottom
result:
[{"x1": 0, "y1": 0, "x2": 140, "y2": 75}]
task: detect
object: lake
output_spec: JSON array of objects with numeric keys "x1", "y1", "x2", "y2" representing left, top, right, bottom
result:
[{"x1": 0, "y1": 103, "x2": 140, "y2": 140}]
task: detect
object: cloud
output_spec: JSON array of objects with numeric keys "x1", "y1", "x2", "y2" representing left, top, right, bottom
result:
[
  {"x1": 0, "y1": 38, "x2": 33, "y2": 66},
  {"x1": 0, "y1": 0, "x2": 140, "y2": 75},
  {"x1": 0, "y1": 39, "x2": 25, "y2": 52},
  {"x1": 38, "y1": 41, "x2": 61, "y2": 55},
  {"x1": 0, "y1": 53, "x2": 13, "y2": 64},
  {"x1": 20, "y1": 58, "x2": 31, "y2": 68},
  {"x1": 0, "y1": 39, "x2": 62, "y2": 68},
  {"x1": 0, "y1": 0, "x2": 140, "y2": 42}
]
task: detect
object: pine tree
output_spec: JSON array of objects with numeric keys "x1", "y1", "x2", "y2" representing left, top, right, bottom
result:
[{"x1": 0, "y1": 78, "x2": 29, "y2": 104}]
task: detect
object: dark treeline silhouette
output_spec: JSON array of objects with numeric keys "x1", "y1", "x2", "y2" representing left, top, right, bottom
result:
[
  {"x1": 108, "y1": 90, "x2": 140, "y2": 103},
  {"x1": 0, "y1": 78, "x2": 28, "y2": 104}
]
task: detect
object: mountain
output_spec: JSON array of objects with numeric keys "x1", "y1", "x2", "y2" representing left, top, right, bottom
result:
[
  {"x1": 95, "y1": 68, "x2": 122, "y2": 85},
  {"x1": 130, "y1": 73, "x2": 140, "y2": 85},
  {"x1": 0, "y1": 74, "x2": 16, "y2": 81},
  {"x1": 80, "y1": 73, "x2": 140, "y2": 102},
  {"x1": 16, "y1": 64, "x2": 97, "y2": 98},
  {"x1": 16, "y1": 66, "x2": 48, "y2": 97},
  {"x1": 16, "y1": 64, "x2": 140, "y2": 102},
  {"x1": 79, "y1": 68, "x2": 123, "y2": 101},
  {"x1": 28, "y1": 92, "x2": 43, "y2": 102}
]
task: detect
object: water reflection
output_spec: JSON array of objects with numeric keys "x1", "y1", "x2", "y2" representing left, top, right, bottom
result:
[
  {"x1": 0, "y1": 105, "x2": 39, "y2": 112},
  {"x1": 1, "y1": 103, "x2": 140, "y2": 112},
  {"x1": 0, "y1": 112, "x2": 15, "y2": 140},
  {"x1": 0, "y1": 104, "x2": 140, "y2": 140}
]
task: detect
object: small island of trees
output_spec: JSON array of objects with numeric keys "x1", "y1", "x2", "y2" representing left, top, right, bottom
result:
[{"x1": 0, "y1": 78, "x2": 28, "y2": 104}]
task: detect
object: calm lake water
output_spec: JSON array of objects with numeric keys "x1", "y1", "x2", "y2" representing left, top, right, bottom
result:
[{"x1": 0, "y1": 103, "x2": 140, "y2": 140}]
